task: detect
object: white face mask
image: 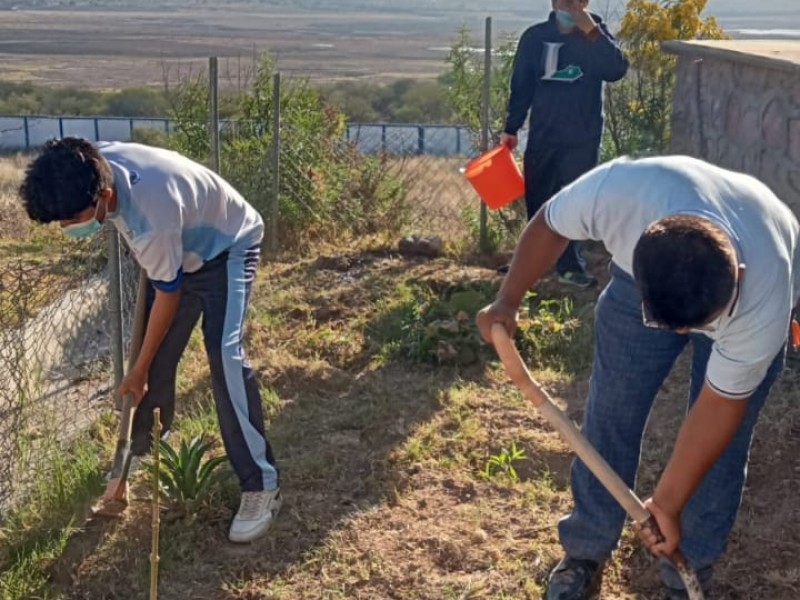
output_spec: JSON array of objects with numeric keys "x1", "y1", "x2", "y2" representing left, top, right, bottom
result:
[{"x1": 555, "y1": 10, "x2": 577, "y2": 28}]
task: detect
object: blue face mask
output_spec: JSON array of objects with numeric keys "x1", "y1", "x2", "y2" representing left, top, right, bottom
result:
[
  {"x1": 555, "y1": 10, "x2": 576, "y2": 28},
  {"x1": 63, "y1": 202, "x2": 104, "y2": 238}
]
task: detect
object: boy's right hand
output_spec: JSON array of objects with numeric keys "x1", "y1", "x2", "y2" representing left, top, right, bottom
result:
[
  {"x1": 500, "y1": 133, "x2": 518, "y2": 151},
  {"x1": 476, "y1": 300, "x2": 519, "y2": 344}
]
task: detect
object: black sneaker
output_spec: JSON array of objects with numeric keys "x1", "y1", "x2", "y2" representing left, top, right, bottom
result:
[
  {"x1": 545, "y1": 556, "x2": 604, "y2": 600},
  {"x1": 558, "y1": 271, "x2": 598, "y2": 289}
]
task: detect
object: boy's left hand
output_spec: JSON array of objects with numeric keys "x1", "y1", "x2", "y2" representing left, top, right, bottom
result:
[
  {"x1": 635, "y1": 497, "x2": 682, "y2": 557},
  {"x1": 117, "y1": 368, "x2": 148, "y2": 405}
]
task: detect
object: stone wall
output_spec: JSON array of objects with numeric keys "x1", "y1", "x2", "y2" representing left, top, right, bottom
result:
[{"x1": 663, "y1": 40, "x2": 800, "y2": 211}]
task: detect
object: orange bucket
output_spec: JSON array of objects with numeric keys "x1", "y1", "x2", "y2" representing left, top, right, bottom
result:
[{"x1": 464, "y1": 145, "x2": 525, "y2": 210}]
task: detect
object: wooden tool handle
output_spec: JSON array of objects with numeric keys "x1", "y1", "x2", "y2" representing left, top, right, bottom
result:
[
  {"x1": 491, "y1": 324, "x2": 650, "y2": 522},
  {"x1": 118, "y1": 270, "x2": 149, "y2": 433},
  {"x1": 491, "y1": 323, "x2": 705, "y2": 600},
  {"x1": 127, "y1": 269, "x2": 149, "y2": 373},
  {"x1": 108, "y1": 269, "x2": 149, "y2": 480}
]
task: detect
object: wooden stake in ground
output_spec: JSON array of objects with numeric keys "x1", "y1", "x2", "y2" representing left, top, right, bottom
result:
[
  {"x1": 150, "y1": 408, "x2": 161, "y2": 600},
  {"x1": 93, "y1": 268, "x2": 149, "y2": 518}
]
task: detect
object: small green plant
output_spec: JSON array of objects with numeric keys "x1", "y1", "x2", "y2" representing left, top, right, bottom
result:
[
  {"x1": 154, "y1": 436, "x2": 231, "y2": 514},
  {"x1": 515, "y1": 292, "x2": 589, "y2": 373},
  {"x1": 481, "y1": 441, "x2": 526, "y2": 482},
  {"x1": 369, "y1": 280, "x2": 497, "y2": 366}
]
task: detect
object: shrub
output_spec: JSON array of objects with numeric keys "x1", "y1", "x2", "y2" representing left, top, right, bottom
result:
[{"x1": 166, "y1": 54, "x2": 412, "y2": 246}]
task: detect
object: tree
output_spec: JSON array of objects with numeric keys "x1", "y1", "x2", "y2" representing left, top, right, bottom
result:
[
  {"x1": 443, "y1": 26, "x2": 516, "y2": 148},
  {"x1": 165, "y1": 53, "x2": 410, "y2": 244},
  {"x1": 605, "y1": 0, "x2": 727, "y2": 156}
]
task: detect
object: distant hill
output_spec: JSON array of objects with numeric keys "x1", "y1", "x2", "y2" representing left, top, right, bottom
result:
[
  {"x1": 0, "y1": 0, "x2": 795, "y2": 17},
  {"x1": 0, "y1": 0, "x2": 796, "y2": 39}
]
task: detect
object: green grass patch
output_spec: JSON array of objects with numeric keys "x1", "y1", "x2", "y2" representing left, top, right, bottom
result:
[
  {"x1": 367, "y1": 278, "x2": 592, "y2": 372},
  {"x1": 0, "y1": 439, "x2": 105, "y2": 600}
]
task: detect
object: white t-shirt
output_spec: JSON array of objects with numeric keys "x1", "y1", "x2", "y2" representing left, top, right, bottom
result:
[
  {"x1": 98, "y1": 142, "x2": 264, "y2": 291},
  {"x1": 545, "y1": 155, "x2": 800, "y2": 399}
]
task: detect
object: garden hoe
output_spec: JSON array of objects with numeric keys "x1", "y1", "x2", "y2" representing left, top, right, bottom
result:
[
  {"x1": 92, "y1": 268, "x2": 149, "y2": 518},
  {"x1": 491, "y1": 324, "x2": 705, "y2": 600}
]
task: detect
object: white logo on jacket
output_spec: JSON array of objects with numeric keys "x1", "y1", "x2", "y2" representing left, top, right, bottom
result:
[{"x1": 541, "y1": 42, "x2": 584, "y2": 82}]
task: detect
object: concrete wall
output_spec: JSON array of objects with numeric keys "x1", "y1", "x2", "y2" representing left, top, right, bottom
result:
[{"x1": 663, "y1": 40, "x2": 800, "y2": 211}]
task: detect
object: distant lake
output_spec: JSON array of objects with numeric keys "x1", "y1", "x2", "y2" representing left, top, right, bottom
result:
[{"x1": 730, "y1": 29, "x2": 800, "y2": 39}]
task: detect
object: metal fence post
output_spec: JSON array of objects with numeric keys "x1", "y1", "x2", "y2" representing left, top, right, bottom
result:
[
  {"x1": 209, "y1": 57, "x2": 221, "y2": 173},
  {"x1": 479, "y1": 16, "x2": 492, "y2": 253},
  {"x1": 108, "y1": 228, "x2": 125, "y2": 410},
  {"x1": 23, "y1": 116, "x2": 30, "y2": 149},
  {"x1": 268, "y1": 72, "x2": 281, "y2": 254}
]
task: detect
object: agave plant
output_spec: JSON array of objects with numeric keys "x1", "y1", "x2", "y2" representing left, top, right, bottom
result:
[{"x1": 154, "y1": 436, "x2": 231, "y2": 514}]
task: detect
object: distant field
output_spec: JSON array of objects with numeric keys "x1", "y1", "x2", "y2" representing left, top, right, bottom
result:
[
  {"x1": 0, "y1": 8, "x2": 527, "y2": 89},
  {"x1": 0, "y1": 5, "x2": 797, "y2": 91}
]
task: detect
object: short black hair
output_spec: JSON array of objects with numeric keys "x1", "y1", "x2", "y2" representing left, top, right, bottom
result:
[
  {"x1": 19, "y1": 137, "x2": 114, "y2": 223},
  {"x1": 633, "y1": 215, "x2": 736, "y2": 330}
]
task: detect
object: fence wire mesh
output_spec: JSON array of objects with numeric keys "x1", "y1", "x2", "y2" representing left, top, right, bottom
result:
[
  {"x1": 0, "y1": 167, "x2": 139, "y2": 513},
  {"x1": 0, "y1": 73, "x2": 512, "y2": 518},
  {"x1": 216, "y1": 118, "x2": 492, "y2": 248}
]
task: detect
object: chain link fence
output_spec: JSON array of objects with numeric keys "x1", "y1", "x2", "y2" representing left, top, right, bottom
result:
[
  {"x1": 286, "y1": 124, "x2": 484, "y2": 243},
  {"x1": 0, "y1": 164, "x2": 139, "y2": 513},
  {"x1": 0, "y1": 56, "x2": 521, "y2": 518}
]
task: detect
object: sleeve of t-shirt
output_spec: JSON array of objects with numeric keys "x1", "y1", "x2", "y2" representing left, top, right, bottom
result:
[
  {"x1": 705, "y1": 323, "x2": 787, "y2": 399},
  {"x1": 133, "y1": 230, "x2": 184, "y2": 292},
  {"x1": 544, "y1": 160, "x2": 619, "y2": 241}
]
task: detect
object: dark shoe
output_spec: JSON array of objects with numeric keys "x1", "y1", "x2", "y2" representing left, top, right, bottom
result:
[
  {"x1": 558, "y1": 271, "x2": 598, "y2": 289},
  {"x1": 496, "y1": 264, "x2": 510, "y2": 275},
  {"x1": 545, "y1": 556, "x2": 604, "y2": 600}
]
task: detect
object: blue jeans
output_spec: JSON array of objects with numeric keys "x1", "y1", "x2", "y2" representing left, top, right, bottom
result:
[
  {"x1": 523, "y1": 142, "x2": 598, "y2": 277},
  {"x1": 558, "y1": 263, "x2": 785, "y2": 585}
]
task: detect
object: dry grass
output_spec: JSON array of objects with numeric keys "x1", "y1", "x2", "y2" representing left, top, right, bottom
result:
[
  {"x1": 0, "y1": 155, "x2": 29, "y2": 237},
  {"x1": 2, "y1": 157, "x2": 799, "y2": 600},
  {"x1": 397, "y1": 156, "x2": 478, "y2": 241},
  {"x1": 32, "y1": 242, "x2": 800, "y2": 600}
]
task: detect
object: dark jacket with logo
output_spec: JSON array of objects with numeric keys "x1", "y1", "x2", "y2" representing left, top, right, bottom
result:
[{"x1": 503, "y1": 12, "x2": 628, "y2": 149}]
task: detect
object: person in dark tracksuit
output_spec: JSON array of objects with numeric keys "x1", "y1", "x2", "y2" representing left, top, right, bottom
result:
[
  {"x1": 19, "y1": 137, "x2": 280, "y2": 544},
  {"x1": 501, "y1": 0, "x2": 628, "y2": 288}
]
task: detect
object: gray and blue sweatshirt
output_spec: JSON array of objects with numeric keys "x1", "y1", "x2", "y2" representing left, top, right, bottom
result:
[{"x1": 503, "y1": 12, "x2": 629, "y2": 148}]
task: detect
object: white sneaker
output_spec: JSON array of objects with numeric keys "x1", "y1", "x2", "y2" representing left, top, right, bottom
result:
[{"x1": 229, "y1": 488, "x2": 282, "y2": 543}]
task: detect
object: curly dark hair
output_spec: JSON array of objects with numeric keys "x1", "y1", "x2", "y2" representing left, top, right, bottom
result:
[
  {"x1": 633, "y1": 215, "x2": 737, "y2": 330},
  {"x1": 19, "y1": 137, "x2": 114, "y2": 223}
]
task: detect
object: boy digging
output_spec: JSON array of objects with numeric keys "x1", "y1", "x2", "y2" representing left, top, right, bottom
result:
[{"x1": 20, "y1": 137, "x2": 280, "y2": 543}]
